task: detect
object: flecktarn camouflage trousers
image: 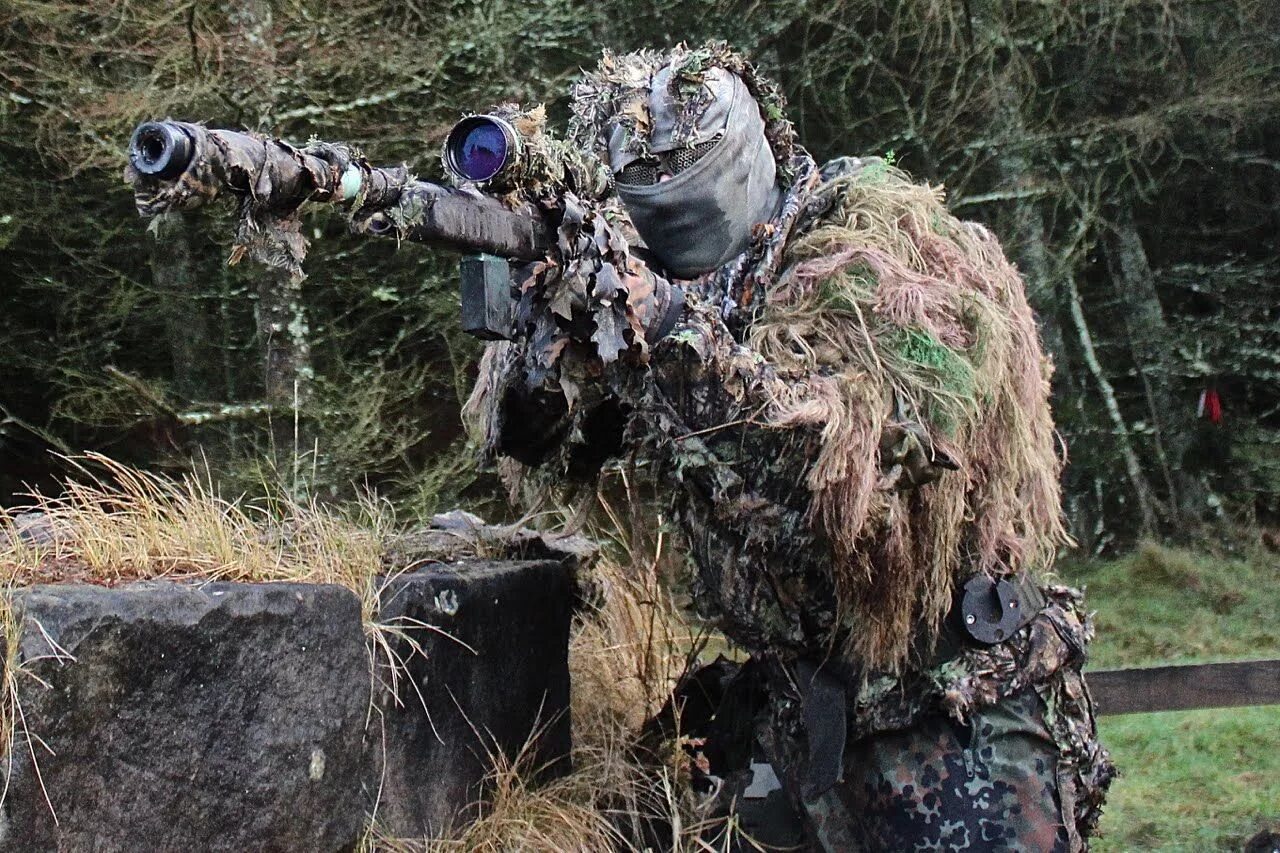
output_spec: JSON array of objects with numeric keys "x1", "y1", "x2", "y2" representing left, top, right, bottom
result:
[{"x1": 758, "y1": 585, "x2": 1114, "y2": 851}]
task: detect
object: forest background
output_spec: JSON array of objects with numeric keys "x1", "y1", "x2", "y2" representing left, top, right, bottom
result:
[
  {"x1": 2, "y1": 0, "x2": 1278, "y2": 543},
  {"x1": 0, "y1": 0, "x2": 1277, "y2": 849}
]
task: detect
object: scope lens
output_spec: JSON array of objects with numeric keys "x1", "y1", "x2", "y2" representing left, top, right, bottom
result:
[{"x1": 447, "y1": 118, "x2": 511, "y2": 183}]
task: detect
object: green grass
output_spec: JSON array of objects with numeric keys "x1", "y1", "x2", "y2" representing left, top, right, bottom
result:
[
  {"x1": 1058, "y1": 542, "x2": 1279, "y2": 851},
  {"x1": 1093, "y1": 708, "x2": 1279, "y2": 851},
  {"x1": 1060, "y1": 541, "x2": 1278, "y2": 669}
]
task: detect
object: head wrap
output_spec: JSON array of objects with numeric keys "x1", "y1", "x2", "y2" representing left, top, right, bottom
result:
[{"x1": 571, "y1": 43, "x2": 798, "y2": 278}]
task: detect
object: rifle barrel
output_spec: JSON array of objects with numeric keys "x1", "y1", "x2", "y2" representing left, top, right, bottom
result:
[
  {"x1": 126, "y1": 121, "x2": 395, "y2": 213},
  {"x1": 352, "y1": 184, "x2": 549, "y2": 261},
  {"x1": 125, "y1": 120, "x2": 551, "y2": 260}
]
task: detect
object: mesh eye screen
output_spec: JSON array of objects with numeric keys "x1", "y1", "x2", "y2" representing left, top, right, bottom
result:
[
  {"x1": 668, "y1": 137, "x2": 720, "y2": 174},
  {"x1": 615, "y1": 135, "x2": 723, "y2": 186},
  {"x1": 618, "y1": 160, "x2": 658, "y2": 185}
]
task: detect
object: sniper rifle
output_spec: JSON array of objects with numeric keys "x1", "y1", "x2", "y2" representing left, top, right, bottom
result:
[{"x1": 124, "y1": 115, "x2": 681, "y2": 343}]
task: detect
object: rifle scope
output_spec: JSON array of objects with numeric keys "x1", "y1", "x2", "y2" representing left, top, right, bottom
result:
[
  {"x1": 444, "y1": 115, "x2": 521, "y2": 186},
  {"x1": 129, "y1": 122, "x2": 194, "y2": 180}
]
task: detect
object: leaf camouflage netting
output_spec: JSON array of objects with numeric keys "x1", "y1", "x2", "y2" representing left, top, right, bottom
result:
[{"x1": 570, "y1": 41, "x2": 799, "y2": 179}]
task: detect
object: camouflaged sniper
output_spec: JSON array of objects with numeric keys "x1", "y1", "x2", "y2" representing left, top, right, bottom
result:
[
  {"x1": 467, "y1": 41, "x2": 1114, "y2": 849},
  {"x1": 481, "y1": 41, "x2": 1068, "y2": 669}
]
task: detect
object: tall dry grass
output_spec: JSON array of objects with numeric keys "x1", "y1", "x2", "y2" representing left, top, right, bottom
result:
[{"x1": 0, "y1": 453, "x2": 392, "y2": 605}]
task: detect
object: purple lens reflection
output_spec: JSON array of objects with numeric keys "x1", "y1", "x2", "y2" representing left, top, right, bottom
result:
[{"x1": 451, "y1": 119, "x2": 509, "y2": 182}]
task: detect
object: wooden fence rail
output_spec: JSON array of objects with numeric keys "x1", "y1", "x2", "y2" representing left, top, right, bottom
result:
[{"x1": 1088, "y1": 659, "x2": 1280, "y2": 715}]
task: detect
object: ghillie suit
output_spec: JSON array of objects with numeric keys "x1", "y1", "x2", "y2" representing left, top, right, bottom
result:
[{"x1": 466, "y1": 42, "x2": 1113, "y2": 851}]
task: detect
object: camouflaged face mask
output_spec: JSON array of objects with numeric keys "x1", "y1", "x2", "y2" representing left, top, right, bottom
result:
[{"x1": 609, "y1": 68, "x2": 782, "y2": 279}]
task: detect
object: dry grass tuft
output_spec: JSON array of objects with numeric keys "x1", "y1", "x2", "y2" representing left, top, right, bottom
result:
[
  {"x1": 0, "y1": 453, "x2": 394, "y2": 619},
  {"x1": 570, "y1": 485, "x2": 691, "y2": 747}
]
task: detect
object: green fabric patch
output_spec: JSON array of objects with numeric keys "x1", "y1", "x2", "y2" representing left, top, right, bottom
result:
[
  {"x1": 887, "y1": 328, "x2": 976, "y2": 435},
  {"x1": 817, "y1": 267, "x2": 876, "y2": 311}
]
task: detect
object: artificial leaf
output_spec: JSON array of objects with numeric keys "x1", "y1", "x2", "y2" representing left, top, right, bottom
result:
[
  {"x1": 549, "y1": 283, "x2": 576, "y2": 320},
  {"x1": 591, "y1": 307, "x2": 628, "y2": 364},
  {"x1": 559, "y1": 372, "x2": 582, "y2": 411},
  {"x1": 593, "y1": 263, "x2": 622, "y2": 302}
]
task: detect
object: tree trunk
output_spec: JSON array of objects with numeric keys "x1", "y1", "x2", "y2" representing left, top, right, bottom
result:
[
  {"x1": 254, "y1": 269, "x2": 311, "y2": 411},
  {"x1": 1065, "y1": 273, "x2": 1159, "y2": 535},
  {"x1": 1104, "y1": 205, "x2": 1204, "y2": 523},
  {"x1": 969, "y1": 2, "x2": 1072, "y2": 393},
  {"x1": 150, "y1": 212, "x2": 212, "y2": 400},
  {"x1": 223, "y1": 0, "x2": 312, "y2": 467},
  {"x1": 222, "y1": 0, "x2": 279, "y2": 131},
  {"x1": 1004, "y1": 184, "x2": 1073, "y2": 392}
]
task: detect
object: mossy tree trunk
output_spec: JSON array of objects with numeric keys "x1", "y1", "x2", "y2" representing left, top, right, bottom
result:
[
  {"x1": 1104, "y1": 205, "x2": 1206, "y2": 524},
  {"x1": 150, "y1": 213, "x2": 214, "y2": 401},
  {"x1": 222, "y1": 0, "x2": 312, "y2": 465},
  {"x1": 964, "y1": 1, "x2": 1072, "y2": 384}
]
